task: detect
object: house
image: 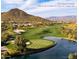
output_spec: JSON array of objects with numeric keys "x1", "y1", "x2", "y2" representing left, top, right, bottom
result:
[{"x1": 1, "y1": 46, "x2": 7, "y2": 52}]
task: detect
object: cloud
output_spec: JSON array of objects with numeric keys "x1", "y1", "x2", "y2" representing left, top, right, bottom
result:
[
  {"x1": 24, "y1": 0, "x2": 76, "y2": 17},
  {"x1": 19, "y1": 0, "x2": 38, "y2": 10},
  {"x1": 27, "y1": 7, "x2": 76, "y2": 18},
  {"x1": 2, "y1": 0, "x2": 76, "y2": 17},
  {"x1": 4, "y1": 0, "x2": 24, "y2": 4}
]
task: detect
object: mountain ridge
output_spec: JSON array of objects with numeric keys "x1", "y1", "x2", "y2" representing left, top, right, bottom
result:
[
  {"x1": 47, "y1": 16, "x2": 76, "y2": 23},
  {"x1": 1, "y1": 8, "x2": 52, "y2": 25}
]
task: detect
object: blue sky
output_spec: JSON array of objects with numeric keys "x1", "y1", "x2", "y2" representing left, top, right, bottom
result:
[{"x1": 1, "y1": 0, "x2": 76, "y2": 18}]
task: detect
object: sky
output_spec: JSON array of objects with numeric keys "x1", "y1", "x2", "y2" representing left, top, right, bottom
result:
[{"x1": 1, "y1": 0, "x2": 77, "y2": 18}]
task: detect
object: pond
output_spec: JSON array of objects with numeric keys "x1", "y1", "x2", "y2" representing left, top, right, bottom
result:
[{"x1": 6, "y1": 37, "x2": 77, "y2": 59}]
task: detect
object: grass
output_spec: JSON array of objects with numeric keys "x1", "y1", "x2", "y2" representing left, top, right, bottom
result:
[
  {"x1": 27, "y1": 39, "x2": 55, "y2": 49},
  {"x1": 22, "y1": 23, "x2": 66, "y2": 40},
  {"x1": 6, "y1": 44, "x2": 18, "y2": 50},
  {"x1": 6, "y1": 39, "x2": 55, "y2": 50},
  {"x1": 22, "y1": 26, "x2": 49, "y2": 39},
  {"x1": 6, "y1": 44, "x2": 19, "y2": 55},
  {"x1": 5, "y1": 39, "x2": 56, "y2": 55},
  {"x1": 46, "y1": 24, "x2": 65, "y2": 37}
]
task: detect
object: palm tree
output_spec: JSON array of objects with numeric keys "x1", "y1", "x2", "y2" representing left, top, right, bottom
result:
[{"x1": 15, "y1": 35, "x2": 27, "y2": 53}]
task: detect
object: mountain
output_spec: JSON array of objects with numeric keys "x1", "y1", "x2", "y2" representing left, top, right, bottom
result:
[
  {"x1": 1, "y1": 8, "x2": 52, "y2": 25},
  {"x1": 47, "y1": 16, "x2": 76, "y2": 23},
  {"x1": 1, "y1": 8, "x2": 29, "y2": 20}
]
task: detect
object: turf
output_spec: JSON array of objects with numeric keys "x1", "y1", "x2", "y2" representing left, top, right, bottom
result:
[
  {"x1": 27, "y1": 39, "x2": 55, "y2": 49},
  {"x1": 22, "y1": 24, "x2": 65, "y2": 40}
]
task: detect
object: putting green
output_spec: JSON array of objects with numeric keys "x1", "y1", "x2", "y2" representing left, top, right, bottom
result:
[{"x1": 27, "y1": 39, "x2": 55, "y2": 49}]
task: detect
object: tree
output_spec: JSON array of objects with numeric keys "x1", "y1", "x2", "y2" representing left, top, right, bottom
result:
[
  {"x1": 1, "y1": 32, "x2": 10, "y2": 46},
  {"x1": 68, "y1": 53, "x2": 77, "y2": 59},
  {"x1": 1, "y1": 31, "x2": 15, "y2": 46},
  {"x1": 1, "y1": 22, "x2": 8, "y2": 32},
  {"x1": 15, "y1": 35, "x2": 27, "y2": 53}
]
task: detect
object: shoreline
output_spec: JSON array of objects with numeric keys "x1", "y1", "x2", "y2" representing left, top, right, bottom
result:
[{"x1": 44, "y1": 36, "x2": 77, "y2": 42}]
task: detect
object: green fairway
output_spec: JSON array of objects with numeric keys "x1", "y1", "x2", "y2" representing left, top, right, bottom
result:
[{"x1": 22, "y1": 24, "x2": 65, "y2": 40}]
